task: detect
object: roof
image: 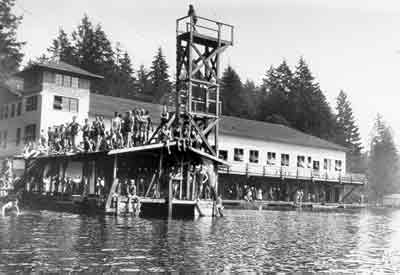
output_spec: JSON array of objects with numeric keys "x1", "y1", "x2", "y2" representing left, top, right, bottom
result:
[
  {"x1": 18, "y1": 61, "x2": 103, "y2": 79},
  {"x1": 89, "y1": 94, "x2": 347, "y2": 152},
  {"x1": 220, "y1": 116, "x2": 347, "y2": 151}
]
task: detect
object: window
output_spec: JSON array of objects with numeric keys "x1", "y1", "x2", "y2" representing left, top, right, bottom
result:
[
  {"x1": 307, "y1": 156, "x2": 312, "y2": 168},
  {"x1": 78, "y1": 78, "x2": 90, "y2": 89},
  {"x1": 17, "y1": 102, "x2": 22, "y2": 116},
  {"x1": 53, "y1": 96, "x2": 62, "y2": 110},
  {"x1": 323, "y1": 158, "x2": 332, "y2": 170},
  {"x1": 3, "y1": 131, "x2": 7, "y2": 148},
  {"x1": 249, "y1": 150, "x2": 259, "y2": 163},
  {"x1": 297, "y1": 155, "x2": 305, "y2": 168},
  {"x1": 0, "y1": 131, "x2": 2, "y2": 146},
  {"x1": 69, "y1": 98, "x2": 79, "y2": 112},
  {"x1": 335, "y1": 160, "x2": 342, "y2": 171},
  {"x1": 0, "y1": 106, "x2": 3, "y2": 120},
  {"x1": 313, "y1": 160, "x2": 320, "y2": 171},
  {"x1": 62, "y1": 75, "x2": 72, "y2": 87},
  {"x1": 56, "y1": 74, "x2": 62, "y2": 86},
  {"x1": 4, "y1": 105, "x2": 8, "y2": 118},
  {"x1": 53, "y1": 96, "x2": 79, "y2": 112},
  {"x1": 16, "y1": 128, "x2": 21, "y2": 146},
  {"x1": 281, "y1": 154, "x2": 290, "y2": 166},
  {"x1": 24, "y1": 124, "x2": 36, "y2": 143},
  {"x1": 10, "y1": 104, "x2": 15, "y2": 118},
  {"x1": 234, "y1": 148, "x2": 244, "y2": 162},
  {"x1": 71, "y1": 77, "x2": 79, "y2": 88},
  {"x1": 219, "y1": 150, "x2": 228, "y2": 161},
  {"x1": 267, "y1": 152, "x2": 276, "y2": 165},
  {"x1": 26, "y1": 96, "x2": 38, "y2": 111}
]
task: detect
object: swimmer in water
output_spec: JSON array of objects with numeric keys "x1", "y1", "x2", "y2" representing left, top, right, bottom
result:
[
  {"x1": 215, "y1": 195, "x2": 224, "y2": 217},
  {"x1": 1, "y1": 198, "x2": 20, "y2": 216}
]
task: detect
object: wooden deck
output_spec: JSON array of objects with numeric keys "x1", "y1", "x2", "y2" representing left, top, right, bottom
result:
[
  {"x1": 177, "y1": 32, "x2": 232, "y2": 47},
  {"x1": 222, "y1": 199, "x2": 366, "y2": 210}
]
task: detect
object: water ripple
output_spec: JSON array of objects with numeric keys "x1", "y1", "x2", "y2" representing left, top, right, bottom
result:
[{"x1": 0, "y1": 208, "x2": 399, "y2": 273}]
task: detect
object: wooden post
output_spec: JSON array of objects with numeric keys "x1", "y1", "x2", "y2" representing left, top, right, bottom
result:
[
  {"x1": 168, "y1": 172, "x2": 173, "y2": 218},
  {"x1": 192, "y1": 172, "x2": 196, "y2": 200},
  {"x1": 186, "y1": 164, "x2": 191, "y2": 200},
  {"x1": 105, "y1": 155, "x2": 120, "y2": 213},
  {"x1": 157, "y1": 150, "x2": 164, "y2": 198},
  {"x1": 179, "y1": 158, "x2": 183, "y2": 200},
  {"x1": 214, "y1": 165, "x2": 219, "y2": 197}
]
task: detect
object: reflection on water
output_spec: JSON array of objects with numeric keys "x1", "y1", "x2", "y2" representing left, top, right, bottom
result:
[{"x1": 0, "y1": 209, "x2": 400, "y2": 273}]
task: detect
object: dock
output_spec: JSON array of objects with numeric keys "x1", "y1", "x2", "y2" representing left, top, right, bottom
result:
[{"x1": 222, "y1": 199, "x2": 366, "y2": 211}]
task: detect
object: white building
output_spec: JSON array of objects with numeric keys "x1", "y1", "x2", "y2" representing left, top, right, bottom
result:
[
  {"x1": 0, "y1": 61, "x2": 364, "y2": 202},
  {"x1": 0, "y1": 61, "x2": 102, "y2": 159}
]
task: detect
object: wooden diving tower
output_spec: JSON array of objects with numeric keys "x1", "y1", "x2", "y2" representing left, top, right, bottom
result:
[
  {"x1": 19, "y1": 12, "x2": 234, "y2": 219},
  {"x1": 175, "y1": 13, "x2": 234, "y2": 156}
]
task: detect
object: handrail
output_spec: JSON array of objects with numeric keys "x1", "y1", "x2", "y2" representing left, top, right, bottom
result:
[
  {"x1": 177, "y1": 14, "x2": 234, "y2": 45},
  {"x1": 177, "y1": 15, "x2": 234, "y2": 28},
  {"x1": 217, "y1": 162, "x2": 366, "y2": 184}
]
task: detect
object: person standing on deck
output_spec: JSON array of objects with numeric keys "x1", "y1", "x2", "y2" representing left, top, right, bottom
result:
[
  {"x1": 69, "y1": 116, "x2": 80, "y2": 152},
  {"x1": 92, "y1": 116, "x2": 101, "y2": 151},
  {"x1": 197, "y1": 165, "x2": 208, "y2": 199},
  {"x1": 99, "y1": 116, "x2": 106, "y2": 145},
  {"x1": 188, "y1": 4, "x2": 197, "y2": 30},
  {"x1": 126, "y1": 111, "x2": 134, "y2": 148},
  {"x1": 159, "y1": 124, "x2": 171, "y2": 154},
  {"x1": 257, "y1": 188, "x2": 263, "y2": 201},
  {"x1": 145, "y1": 110, "x2": 153, "y2": 143},
  {"x1": 127, "y1": 179, "x2": 139, "y2": 214},
  {"x1": 138, "y1": 177, "x2": 146, "y2": 197},
  {"x1": 47, "y1": 126, "x2": 54, "y2": 150},
  {"x1": 111, "y1": 112, "x2": 122, "y2": 147},
  {"x1": 160, "y1": 105, "x2": 169, "y2": 126}
]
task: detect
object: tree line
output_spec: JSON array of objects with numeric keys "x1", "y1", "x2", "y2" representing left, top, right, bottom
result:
[
  {"x1": 0, "y1": 1, "x2": 398, "y2": 202},
  {"x1": 33, "y1": 15, "x2": 171, "y2": 104}
]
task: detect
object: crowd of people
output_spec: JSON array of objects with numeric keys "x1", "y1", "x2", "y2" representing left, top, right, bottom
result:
[
  {"x1": 23, "y1": 105, "x2": 205, "y2": 158},
  {"x1": 223, "y1": 182, "x2": 329, "y2": 204}
]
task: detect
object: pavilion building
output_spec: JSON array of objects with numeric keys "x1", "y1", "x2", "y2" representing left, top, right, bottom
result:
[{"x1": 0, "y1": 61, "x2": 365, "y2": 202}]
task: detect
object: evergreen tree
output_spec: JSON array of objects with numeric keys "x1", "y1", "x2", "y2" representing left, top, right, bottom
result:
[
  {"x1": 0, "y1": 0, "x2": 25, "y2": 90},
  {"x1": 368, "y1": 114, "x2": 399, "y2": 202},
  {"x1": 137, "y1": 64, "x2": 151, "y2": 94},
  {"x1": 335, "y1": 90, "x2": 363, "y2": 172},
  {"x1": 72, "y1": 15, "x2": 114, "y2": 72},
  {"x1": 220, "y1": 66, "x2": 245, "y2": 116},
  {"x1": 47, "y1": 28, "x2": 77, "y2": 64},
  {"x1": 112, "y1": 44, "x2": 135, "y2": 98},
  {"x1": 291, "y1": 57, "x2": 336, "y2": 140},
  {"x1": 260, "y1": 61, "x2": 293, "y2": 124},
  {"x1": 150, "y1": 47, "x2": 171, "y2": 103},
  {"x1": 241, "y1": 79, "x2": 261, "y2": 119}
]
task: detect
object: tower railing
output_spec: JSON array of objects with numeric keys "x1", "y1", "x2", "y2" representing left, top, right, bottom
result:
[{"x1": 176, "y1": 15, "x2": 234, "y2": 46}]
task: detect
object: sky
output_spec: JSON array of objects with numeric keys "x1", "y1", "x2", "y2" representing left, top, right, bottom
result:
[{"x1": 13, "y1": 0, "x2": 400, "y2": 150}]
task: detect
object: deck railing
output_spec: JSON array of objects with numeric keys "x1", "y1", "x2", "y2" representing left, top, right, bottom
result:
[
  {"x1": 218, "y1": 162, "x2": 366, "y2": 185},
  {"x1": 176, "y1": 15, "x2": 234, "y2": 45}
]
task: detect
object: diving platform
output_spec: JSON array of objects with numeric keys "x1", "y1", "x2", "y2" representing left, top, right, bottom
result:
[{"x1": 177, "y1": 32, "x2": 232, "y2": 48}]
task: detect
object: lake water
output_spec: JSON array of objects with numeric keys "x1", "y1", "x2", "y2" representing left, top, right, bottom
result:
[{"x1": 0, "y1": 208, "x2": 399, "y2": 273}]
